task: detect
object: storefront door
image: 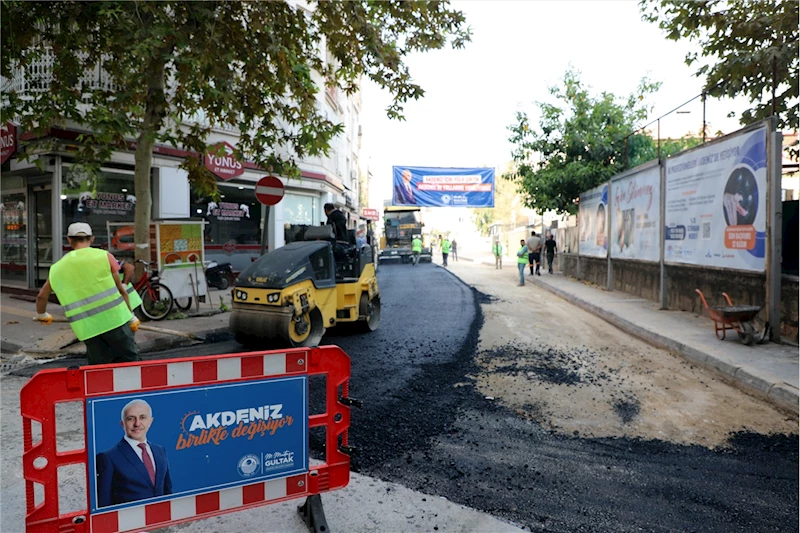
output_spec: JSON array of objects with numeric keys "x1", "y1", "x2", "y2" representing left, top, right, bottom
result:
[
  {"x1": 29, "y1": 183, "x2": 53, "y2": 288},
  {"x1": 1, "y1": 190, "x2": 28, "y2": 286}
]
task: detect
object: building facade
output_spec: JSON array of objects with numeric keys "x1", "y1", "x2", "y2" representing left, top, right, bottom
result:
[{"x1": 1, "y1": 48, "x2": 363, "y2": 288}]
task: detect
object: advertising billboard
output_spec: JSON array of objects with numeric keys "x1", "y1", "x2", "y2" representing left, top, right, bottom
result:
[
  {"x1": 86, "y1": 377, "x2": 308, "y2": 513},
  {"x1": 610, "y1": 165, "x2": 660, "y2": 262},
  {"x1": 391, "y1": 166, "x2": 494, "y2": 207},
  {"x1": 664, "y1": 126, "x2": 767, "y2": 271},
  {"x1": 578, "y1": 183, "x2": 608, "y2": 257}
]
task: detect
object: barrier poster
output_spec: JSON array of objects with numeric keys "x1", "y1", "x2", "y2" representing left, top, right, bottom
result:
[
  {"x1": 392, "y1": 166, "x2": 494, "y2": 207},
  {"x1": 664, "y1": 126, "x2": 767, "y2": 271},
  {"x1": 578, "y1": 183, "x2": 608, "y2": 257},
  {"x1": 611, "y1": 166, "x2": 660, "y2": 262},
  {"x1": 86, "y1": 377, "x2": 308, "y2": 513}
]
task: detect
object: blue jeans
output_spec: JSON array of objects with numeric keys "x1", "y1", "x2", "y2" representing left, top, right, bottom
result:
[{"x1": 518, "y1": 262, "x2": 525, "y2": 285}]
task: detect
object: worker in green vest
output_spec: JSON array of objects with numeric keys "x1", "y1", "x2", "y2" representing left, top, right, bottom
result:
[
  {"x1": 493, "y1": 239, "x2": 503, "y2": 270},
  {"x1": 411, "y1": 235, "x2": 423, "y2": 265},
  {"x1": 441, "y1": 235, "x2": 451, "y2": 267},
  {"x1": 516, "y1": 239, "x2": 529, "y2": 286},
  {"x1": 35, "y1": 222, "x2": 140, "y2": 365}
]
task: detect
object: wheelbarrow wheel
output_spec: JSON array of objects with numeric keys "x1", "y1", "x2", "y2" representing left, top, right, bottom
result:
[{"x1": 738, "y1": 322, "x2": 755, "y2": 346}]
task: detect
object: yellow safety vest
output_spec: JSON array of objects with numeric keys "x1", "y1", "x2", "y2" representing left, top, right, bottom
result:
[
  {"x1": 412, "y1": 239, "x2": 422, "y2": 252},
  {"x1": 517, "y1": 246, "x2": 529, "y2": 264},
  {"x1": 49, "y1": 248, "x2": 132, "y2": 341},
  {"x1": 120, "y1": 273, "x2": 143, "y2": 310}
]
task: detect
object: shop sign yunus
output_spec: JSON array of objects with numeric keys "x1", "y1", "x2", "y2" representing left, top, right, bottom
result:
[{"x1": 205, "y1": 141, "x2": 244, "y2": 180}]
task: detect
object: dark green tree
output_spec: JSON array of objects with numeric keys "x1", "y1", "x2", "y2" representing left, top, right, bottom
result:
[
  {"x1": 640, "y1": 0, "x2": 798, "y2": 131},
  {"x1": 1, "y1": 1, "x2": 470, "y2": 263},
  {"x1": 505, "y1": 69, "x2": 661, "y2": 215}
]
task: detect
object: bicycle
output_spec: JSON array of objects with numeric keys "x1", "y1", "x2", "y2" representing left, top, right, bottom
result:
[{"x1": 132, "y1": 260, "x2": 174, "y2": 321}]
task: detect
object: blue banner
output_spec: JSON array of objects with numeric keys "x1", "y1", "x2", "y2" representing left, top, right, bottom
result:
[
  {"x1": 392, "y1": 166, "x2": 495, "y2": 207},
  {"x1": 86, "y1": 377, "x2": 308, "y2": 512}
]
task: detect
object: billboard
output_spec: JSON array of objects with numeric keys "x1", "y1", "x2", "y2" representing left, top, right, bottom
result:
[
  {"x1": 610, "y1": 165, "x2": 660, "y2": 262},
  {"x1": 86, "y1": 377, "x2": 308, "y2": 513},
  {"x1": 579, "y1": 183, "x2": 608, "y2": 257},
  {"x1": 391, "y1": 166, "x2": 494, "y2": 207},
  {"x1": 664, "y1": 126, "x2": 767, "y2": 271}
]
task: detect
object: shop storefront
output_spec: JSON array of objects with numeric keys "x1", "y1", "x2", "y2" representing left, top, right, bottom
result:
[{"x1": 2, "y1": 148, "x2": 347, "y2": 289}]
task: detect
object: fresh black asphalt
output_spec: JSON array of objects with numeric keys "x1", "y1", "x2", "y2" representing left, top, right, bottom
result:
[{"x1": 14, "y1": 262, "x2": 798, "y2": 532}]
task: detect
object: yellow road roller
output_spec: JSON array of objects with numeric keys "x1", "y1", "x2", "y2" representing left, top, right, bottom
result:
[{"x1": 230, "y1": 226, "x2": 380, "y2": 347}]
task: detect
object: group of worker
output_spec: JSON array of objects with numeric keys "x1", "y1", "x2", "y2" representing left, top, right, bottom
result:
[
  {"x1": 34, "y1": 222, "x2": 142, "y2": 366},
  {"x1": 411, "y1": 234, "x2": 456, "y2": 266},
  {"x1": 491, "y1": 231, "x2": 557, "y2": 286}
]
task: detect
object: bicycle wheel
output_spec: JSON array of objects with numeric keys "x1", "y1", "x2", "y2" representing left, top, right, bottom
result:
[
  {"x1": 139, "y1": 282, "x2": 174, "y2": 321},
  {"x1": 174, "y1": 297, "x2": 192, "y2": 311}
]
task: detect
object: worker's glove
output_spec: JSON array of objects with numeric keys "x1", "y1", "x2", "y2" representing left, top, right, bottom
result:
[
  {"x1": 129, "y1": 316, "x2": 141, "y2": 333},
  {"x1": 33, "y1": 312, "x2": 53, "y2": 325}
]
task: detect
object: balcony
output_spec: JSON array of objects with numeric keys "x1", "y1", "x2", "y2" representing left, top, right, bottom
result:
[{"x1": 2, "y1": 48, "x2": 117, "y2": 96}]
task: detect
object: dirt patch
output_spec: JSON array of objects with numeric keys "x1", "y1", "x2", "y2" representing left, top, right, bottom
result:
[{"x1": 448, "y1": 261, "x2": 797, "y2": 447}]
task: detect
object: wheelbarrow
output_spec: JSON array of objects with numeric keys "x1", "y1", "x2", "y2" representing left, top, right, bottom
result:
[{"x1": 695, "y1": 289, "x2": 765, "y2": 346}]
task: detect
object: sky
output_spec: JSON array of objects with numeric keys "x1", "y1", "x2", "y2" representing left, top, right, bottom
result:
[{"x1": 359, "y1": 0, "x2": 752, "y2": 209}]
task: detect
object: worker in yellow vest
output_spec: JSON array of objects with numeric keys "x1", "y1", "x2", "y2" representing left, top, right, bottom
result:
[
  {"x1": 493, "y1": 239, "x2": 503, "y2": 270},
  {"x1": 441, "y1": 235, "x2": 451, "y2": 267},
  {"x1": 411, "y1": 235, "x2": 423, "y2": 265},
  {"x1": 516, "y1": 239, "x2": 529, "y2": 286},
  {"x1": 35, "y1": 222, "x2": 140, "y2": 365}
]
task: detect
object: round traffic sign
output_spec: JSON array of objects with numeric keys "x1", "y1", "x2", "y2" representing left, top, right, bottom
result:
[{"x1": 255, "y1": 176, "x2": 285, "y2": 206}]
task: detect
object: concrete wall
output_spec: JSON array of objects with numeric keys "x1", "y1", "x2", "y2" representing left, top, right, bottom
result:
[
  {"x1": 665, "y1": 264, "x2": 766, "y2": 318},
  {"x1": 558, "y1": 253, "x2": 799, "y2": 342},
  {"x1": 612, "y1": 260, "x2": 660, "y2": 302}
]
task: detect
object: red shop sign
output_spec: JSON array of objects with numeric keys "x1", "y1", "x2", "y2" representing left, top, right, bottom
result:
[
  {"x1": 205, "y1": 141, "x2": 244, "y2": 180},
  {"x1": 1, "y1": 122, "x2": 17, "y2": 165}
]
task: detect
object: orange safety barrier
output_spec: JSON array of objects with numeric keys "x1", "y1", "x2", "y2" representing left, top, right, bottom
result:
[{"x1": 21, "y1": 346, "x2": 353, "y2": 533}]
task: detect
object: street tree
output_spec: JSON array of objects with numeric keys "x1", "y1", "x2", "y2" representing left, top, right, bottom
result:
[
  {"x1": 1, "y1": 1, "x2": 470, "y2": 265},
  {"x1": 505, "y1": 69, "x2": 661, "y2": 215},
  {"x1": 640, "y1": 0, "x2": 799, "y2": 131}
]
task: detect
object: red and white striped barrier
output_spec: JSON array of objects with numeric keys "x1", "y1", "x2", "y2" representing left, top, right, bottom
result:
[{"x1": 21, "y1": 346, "x2": 352, "y2": 533}]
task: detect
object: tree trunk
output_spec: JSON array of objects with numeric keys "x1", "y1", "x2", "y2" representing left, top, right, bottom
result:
[{"x1": 133, "y1": 53, "x2": 171, "y2": 279}]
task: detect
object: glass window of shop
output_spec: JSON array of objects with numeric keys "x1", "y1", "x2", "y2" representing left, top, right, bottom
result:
[
  {"x1": 61, "y1": 166, "x2": 136, "y2": 252},
  {"x1": 190, "y1": 184, "x2": 262, "y2": 246},
  {"x1": 1, "y1": 190, "x2": 28, "y2": 285}
]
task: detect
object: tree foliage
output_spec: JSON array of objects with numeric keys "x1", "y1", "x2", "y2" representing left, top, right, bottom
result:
[
  {"x1": 506, "y1": 70, "x2": 664, "y2": 215},
  {"x1": 640, "y1": 0, "x2": 798, "y2": 131},
  {"x1": 1, "y1": 1, "x2": 470, "y2": 261},
  {"x1": 472, "y1": 163, "x2": 525, "y2": 234}
]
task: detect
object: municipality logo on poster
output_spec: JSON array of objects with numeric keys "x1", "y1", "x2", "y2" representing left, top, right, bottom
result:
[
  {"x1": 264, "y1": 450, "x2": 295, "y2": 472},
  {"x1": 238, "y1": 454, "x2": 260, "y2": 477}
]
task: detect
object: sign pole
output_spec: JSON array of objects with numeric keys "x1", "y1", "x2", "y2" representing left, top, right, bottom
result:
[
  {"x1": 255, "y1": 175, "x2": 285, "y2": 257},
  {"x1": 260, "y1": 205, "x2": 270, "y2": 257}
]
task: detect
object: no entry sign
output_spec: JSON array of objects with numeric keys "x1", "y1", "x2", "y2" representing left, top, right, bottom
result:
[{"x1": 255, "y1": 176, "x2": 285, "y2": 206}]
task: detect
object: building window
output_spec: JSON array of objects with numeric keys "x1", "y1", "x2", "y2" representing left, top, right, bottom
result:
[
  {"x1": 283, "y1": 193, "x2": 319, "y2": 226},
  {"x1": 61, "y1": 166, "x2": 135, "y2": 250}
]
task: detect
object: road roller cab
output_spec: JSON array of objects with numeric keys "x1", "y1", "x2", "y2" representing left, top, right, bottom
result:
[{"x1": 230, "y1": 225, "x2": 380, "y2": 347}]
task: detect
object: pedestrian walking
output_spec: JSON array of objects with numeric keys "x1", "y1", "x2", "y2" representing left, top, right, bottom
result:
[
  {"x1": 441, "y1": 235, "x2": 451, "y2": 267},
  {"x1": 492, "y1": 239, "x2": 503, "y2": 269},
  {"x1": 451, "y1": 239, "x2": 458, "y2": 262},
  {"x1": 526, "y1": 230, "x2": 543, "y2": 276},
  {"x1": 544, "y1": 232, "x2": 557, "y2": 274},
  {"x1": 516, "y1": 239, "x2": 528, "y2": 286},
  {"x1": 411, "y1": 234, "x2": 422, "y2": 265},
  {"x1": 35, "y1": 222, "x2": 140, "y2": 365}
]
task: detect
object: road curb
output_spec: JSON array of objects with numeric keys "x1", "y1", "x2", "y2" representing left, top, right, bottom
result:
[{"x1": 531, "y1": 276, "x2": 799, "y2": 415}]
